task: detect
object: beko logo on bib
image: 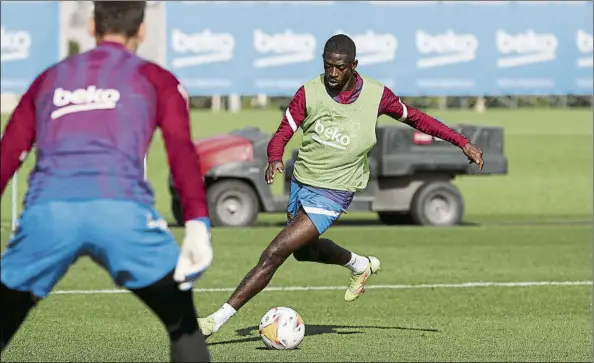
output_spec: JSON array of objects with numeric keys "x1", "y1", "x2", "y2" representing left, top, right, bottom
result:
[
  {"x1": 496, "y1": 29, "x2": 557, "y2": 68},
  {"x1": 577, "y1": 29, "x2": 593, "y2": 68},
  {"x1": 312, "y1": 120, "x2": 351, "y2": 150},
  {"x1": 253, "y1": 29, "x2": 316, "y2": 68},
  {"x1": 51, "y1": 86, "x2": 120, "y2": 120},
  {"x1": 170, "y1": 29, "x2": 235, "y2": 69},
  {"x1": 335, "y1": 29, "x2": 397, "y2": 65},
  {"x1": 1, "y1": 27, "x2": 31, "y2": 62},
  {"x1": 416, "y1": 30, "x2": 478, "y2": 68}
]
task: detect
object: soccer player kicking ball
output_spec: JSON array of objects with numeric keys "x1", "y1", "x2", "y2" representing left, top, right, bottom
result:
[
  {"x1": 197, "y1": 34, "x2": 484, "y2": 337},
  {"x1": 0, "y1": 2, "x2": 213, "y2": 362}
]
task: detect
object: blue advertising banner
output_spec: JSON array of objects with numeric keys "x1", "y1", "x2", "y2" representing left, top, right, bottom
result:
[
  {"x1": 165, "y1": 1, "x2": 592, "y2": 97},
  {"x1": 1, "y1": 1, "x2": 61, "y2": 94}
]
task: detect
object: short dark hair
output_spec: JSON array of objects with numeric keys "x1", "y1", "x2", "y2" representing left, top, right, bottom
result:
[
  {"x1": 93, "y1": 1, "x2": 146, "y2": 38},
  {"x1": 323, "y1": 34, "x2": 356, "y2": 61}
]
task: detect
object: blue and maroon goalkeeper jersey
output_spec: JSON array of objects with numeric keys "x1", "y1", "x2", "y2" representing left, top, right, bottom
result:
[{"x1": 0, "y1": 41, "x2": 208, "y2": 221}]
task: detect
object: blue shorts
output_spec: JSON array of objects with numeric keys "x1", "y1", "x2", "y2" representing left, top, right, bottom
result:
[
  {"x1": 1, "y1": 200, "x2": 179, "y2": 298},
  {"x1": 287, "y1": 178, "x2": 352, "y2": 235}
]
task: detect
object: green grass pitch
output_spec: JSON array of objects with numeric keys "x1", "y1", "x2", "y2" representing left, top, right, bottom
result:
[{"x1": 0, "y1": 109, "x2": 592, "y2": 362}]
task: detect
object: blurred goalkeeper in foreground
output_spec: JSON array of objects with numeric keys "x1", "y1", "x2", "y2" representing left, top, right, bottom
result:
[
  {"x1": 0, "y1": 2, "x2": 212, "y2": 361},
  {"x1": 198, "y1": 34, "x2": 484, "y2": 338}
]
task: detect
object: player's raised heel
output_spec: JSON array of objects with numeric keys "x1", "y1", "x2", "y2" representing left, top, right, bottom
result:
[
  {"x1": 197, "y1": 315, "x2": 217, "y2": 339},
  {"x1": 344, "y1": 256, "x2": 381, "y2": 302}
]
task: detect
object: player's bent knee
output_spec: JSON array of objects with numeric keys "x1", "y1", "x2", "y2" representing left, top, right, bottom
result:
[
  {"x1": 258, "y1": 245, "x2": 288, "y2": 269},
  {"x1": 295, "y1": 241, "x2": 323, "y2": 262},
  {"x1": 293, "y1": 244, "x2": 317, "y2": 262},
  {"x1": 292, "y1": 246, "x2": 309, "y2": 261},
  {"x1": 258, "y1": 250, "x2": 282, "y2": 268}
]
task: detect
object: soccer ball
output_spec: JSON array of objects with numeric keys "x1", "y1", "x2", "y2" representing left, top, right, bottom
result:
[{"x1": 258, "y1": 307, "x2": 305, "y2": 350}]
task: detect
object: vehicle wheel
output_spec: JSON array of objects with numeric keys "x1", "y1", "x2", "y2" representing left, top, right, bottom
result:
[
  {"x1": 208, "y1": 180, "x2": 260, "y2": 227},
  {"x1": 377, "y1": 212, "x2": 414, "y2": 225},
  {"x1": 410, "y1": 181, "x2": 464, "y2": 226},
  {"x1": 171, "y1": 197, "x2": 184, "y2": 227}
]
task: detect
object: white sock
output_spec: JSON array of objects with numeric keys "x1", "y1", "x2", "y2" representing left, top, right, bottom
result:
[
  {"x1": 213, "y1": 303, "x2": 237, "y2": 330},
  {"x1": 344, "y1": 252, "x2": 369, "y2": 274}
]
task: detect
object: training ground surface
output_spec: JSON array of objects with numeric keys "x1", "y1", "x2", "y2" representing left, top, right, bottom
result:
[{"x1": 1, "y1": 109, "x2": 592, "y2": 362}]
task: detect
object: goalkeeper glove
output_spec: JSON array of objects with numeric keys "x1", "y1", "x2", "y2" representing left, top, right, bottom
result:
[{"x1": 173, "y1": 217, "x2": 213, "y2": 291}]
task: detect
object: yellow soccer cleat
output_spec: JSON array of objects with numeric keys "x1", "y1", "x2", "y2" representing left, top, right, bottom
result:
[
  {"x1": 197, "y1": 315, "x2": 217, "y2": 338},
  {"x1": 344, "y1": 256, "x2": 381, "y2": 302}
]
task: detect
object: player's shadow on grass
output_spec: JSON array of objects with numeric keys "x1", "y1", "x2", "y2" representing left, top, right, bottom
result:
[{"x1": 207, "y1": 324, "x2": 440, "y2": 347}]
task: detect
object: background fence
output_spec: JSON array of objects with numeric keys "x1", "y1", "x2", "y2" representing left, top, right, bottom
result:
[
  {"x1": 164, "y1": 1, "x2": 593, "y2": 97},
  {"x1": 1, "y1": 1, "x2": 592, "y2": 100}
]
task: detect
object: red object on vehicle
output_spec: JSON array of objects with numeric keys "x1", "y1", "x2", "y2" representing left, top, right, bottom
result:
[
  {"x1": 413, "y1": 131, "x2": 433, "y2": 145},
  {"x1": 193, "y1": 135, "x2": 254, "y2": 174}
]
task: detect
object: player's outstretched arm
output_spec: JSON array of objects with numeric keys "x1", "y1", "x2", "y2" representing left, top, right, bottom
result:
[
  {"x1": 379, "y1": 87, "x2": 484, "y2": 171},
  {"x1": 0, "y1": 72, "x2": 47, "y2": 196},
  {"x1": 143, "y1": 64, "x2": 213, "y2": 288},
  {"x1": 266, "y1": 86, "x2": 307, "y2": 184}
]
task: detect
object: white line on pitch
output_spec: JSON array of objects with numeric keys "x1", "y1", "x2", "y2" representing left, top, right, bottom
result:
[{"x1": 51, "y1": 280, "x2": 592, "y2": 296}]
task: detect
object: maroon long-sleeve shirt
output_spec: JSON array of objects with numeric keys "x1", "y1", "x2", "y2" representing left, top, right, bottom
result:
[
  {"x1": 267, "y1": 72, "x2": 469, "y2": 163},
  {"x1": 0, "y1": 41, "x2": 208, "y2": 221}
]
